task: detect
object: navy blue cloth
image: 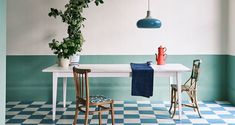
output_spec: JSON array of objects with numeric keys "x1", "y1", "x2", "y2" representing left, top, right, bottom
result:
[{"x1": 130, "y1": 62, "x2": 154, "y2": 98}]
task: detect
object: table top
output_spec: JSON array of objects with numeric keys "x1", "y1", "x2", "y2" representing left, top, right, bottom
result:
[{"x1": 42, "y1": 64, "x2": 191, "y2": 73}]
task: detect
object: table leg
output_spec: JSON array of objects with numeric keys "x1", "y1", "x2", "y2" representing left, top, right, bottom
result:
[
  {"x1": 176, "y1": 72, "x2": 182, "y2": 120},
  {"x1": 169, "y1": 76, "x2": 173, "y2": 97},
  {"x1": 169, "y1": 76, "x2": 174, "y2": 84},
  {"x1": 52, "y1": 73, "x2": 58, "y2": 121},
  {"x1": 63, "y1": 77, "x2": 67, "y2": 108}
]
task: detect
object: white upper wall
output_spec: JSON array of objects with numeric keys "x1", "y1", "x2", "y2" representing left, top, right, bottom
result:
[
  {"x1": 7, "y1": 0, "x2": 228, "y2": 55},
  {"x1": 228, "y1": 0, "x2": 235, "y2": 55}
]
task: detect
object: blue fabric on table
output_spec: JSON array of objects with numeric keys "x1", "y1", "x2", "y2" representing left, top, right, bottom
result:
[{"x1": 130, "y1": 63, "x2": 154, "y2": 98}]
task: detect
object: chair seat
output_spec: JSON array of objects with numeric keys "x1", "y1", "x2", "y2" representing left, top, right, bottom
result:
[
  {"x1": 171, "y1": 84, "x2": 190, "y2": 91},
  {"x1": 89, "y1": 95, "x2": 112, "y2": 103}
]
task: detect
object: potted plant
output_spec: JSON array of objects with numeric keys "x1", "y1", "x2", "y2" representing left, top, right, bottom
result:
[{"x1": 48, "y1": 0, "x2": 104, "y2": 67}]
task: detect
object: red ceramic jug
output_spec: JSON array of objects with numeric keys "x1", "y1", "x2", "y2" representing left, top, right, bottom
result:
[{"x1": 156, "y1": 46, "x2": 167, "y2": 65}]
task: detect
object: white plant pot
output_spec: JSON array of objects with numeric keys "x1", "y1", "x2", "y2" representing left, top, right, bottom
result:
[
  {"x1": 70, "y1": 52, "x2": 80, "y2": 66},
  {"x1": 59, "y1": 57, "x2": 70, "y2": 68}
]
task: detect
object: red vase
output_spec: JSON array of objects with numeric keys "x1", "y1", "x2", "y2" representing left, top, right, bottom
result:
[{"x1": 156, "y1": 46, "x2": 167, "y2": 65}]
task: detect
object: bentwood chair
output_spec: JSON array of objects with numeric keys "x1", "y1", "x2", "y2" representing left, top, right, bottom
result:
[
  {"x1": 169, "y1": 59, "x2": 202, "y2": 118},
  {"x1": 72, "y1": 67, "x2": 115, "y2": 125}
]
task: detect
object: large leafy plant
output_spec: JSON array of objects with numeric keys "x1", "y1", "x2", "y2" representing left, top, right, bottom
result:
[{"x1": 48, "y1": 0, "x2": 104, "y2": 59}]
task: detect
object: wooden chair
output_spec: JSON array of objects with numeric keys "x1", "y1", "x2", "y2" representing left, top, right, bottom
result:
[
  {"x1": 72, "y1": 67, "x2": 115, "y2": 125},
  {"x1": 169, "y1": 59, "x2": 202, "y2": 118}
]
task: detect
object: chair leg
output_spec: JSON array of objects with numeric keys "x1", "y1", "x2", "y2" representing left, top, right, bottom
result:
[
  {"x1": 84, "y1": 106, "x2": 89, "y2": 125},
  {"x1": 73, "y1": 103, "x2": 79, "y2": 125},
  {"x1": 194, "y1": 91, "x2": 202, "y2": 118},
  {"x1": 110, "y1": 102, "x2": 115, "y2": 125},
  {"x1": 169, "y1": 88, "x2": 174, "y2": 114},
  {"x1": 187, "y1": 91, "x2": 196, "y2": 112},
  {"x1": 98, "y1": 106, "x2": 102, "y2": 125},
  {"x1": 171, "y1": 90, "x2": 177, "y2": 118},
  {"x1": 191, "y1": 91, "x2": 197, "y2": 112}
]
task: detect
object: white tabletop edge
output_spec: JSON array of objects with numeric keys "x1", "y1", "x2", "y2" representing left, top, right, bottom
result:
[{"x1": 42, "y1": 64, "x2": 191, "y2": 73}]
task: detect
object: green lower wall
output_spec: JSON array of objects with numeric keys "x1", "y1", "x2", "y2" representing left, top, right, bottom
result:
[
  {"x1": 228, "y1": 55, "x2": 235, "y2": 105},
  {"x1": 6, "y1": 55, "x2": 228, "y2": 102},
  {"x1": 0, "y1": 0, "x2": 6, "y2": 124}
]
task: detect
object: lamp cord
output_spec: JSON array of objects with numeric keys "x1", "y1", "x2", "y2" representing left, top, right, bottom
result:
[{"x1": 148, "y1": 0, "x2": 150, "y2": 11}]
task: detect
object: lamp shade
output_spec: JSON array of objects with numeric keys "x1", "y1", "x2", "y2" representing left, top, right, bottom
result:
[
  {"x1": 137, "y1": 18, "x2": 161, "y2": 28},
  {"x1": 137, "y1": 11, "x2": 161, "y2": 28}
]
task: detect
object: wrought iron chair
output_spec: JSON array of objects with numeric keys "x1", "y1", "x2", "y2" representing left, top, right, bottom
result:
[
  {"x1": 169, "y1": 59, "x2": 202, "y2": 118},
  {"x1": 72, "y1": 67, "x2": 115, "y2": 125}
]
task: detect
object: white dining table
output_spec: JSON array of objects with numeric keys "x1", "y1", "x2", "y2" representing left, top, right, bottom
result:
[{"x1": 42, "y1": 63, "x2": 190, "y2": 120}]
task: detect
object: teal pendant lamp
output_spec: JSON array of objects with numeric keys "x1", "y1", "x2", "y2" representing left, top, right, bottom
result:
[{"x1": 137, "y1": 0, "x2": 161, "y2": 28}]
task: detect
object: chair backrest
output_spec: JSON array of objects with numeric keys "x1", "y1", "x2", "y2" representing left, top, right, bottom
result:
[
  {"x1": 73, "y1": 67, "x2": 91, "y2": 102},
  {"x1": 188, "y1": 59, "x2": 202, "y2": 89},
  {"x1": 190, "y1": 59, "x2": 201, "y2": 81}
]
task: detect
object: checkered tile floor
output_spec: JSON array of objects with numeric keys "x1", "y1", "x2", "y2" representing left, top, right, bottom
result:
[{"x1": 6, "y1": 101, "x2": 235, "y2": 125}]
